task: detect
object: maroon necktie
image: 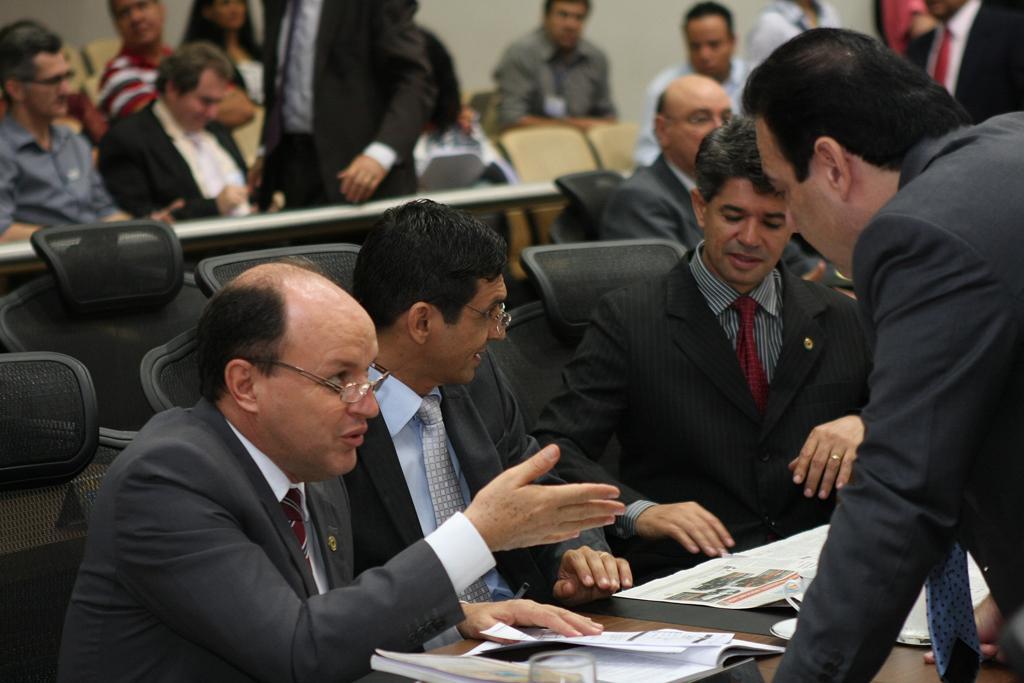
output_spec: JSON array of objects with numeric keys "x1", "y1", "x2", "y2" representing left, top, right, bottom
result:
[
  {"x1": 281, "y1": 487, "x2": 311, "y2": 568},
  {"x1": 931, "y1": 27, "x2": 953, "y2": 88},
  {"x1": 732, "y1": 295, "x2": 769, "y2": 414}
]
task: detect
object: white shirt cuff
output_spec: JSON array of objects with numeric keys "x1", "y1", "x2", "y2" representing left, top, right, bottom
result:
[
  {"x1": 424, "y1": 511, "x2": 496, "y2": 594},
  {"x1": 363, "y1": 141, "x2": 397, "y2": 172}
]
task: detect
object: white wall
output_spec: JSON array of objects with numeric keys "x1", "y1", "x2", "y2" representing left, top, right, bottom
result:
[{"x1": 1, "y1": 1, "x2": 876, "y2": 122}]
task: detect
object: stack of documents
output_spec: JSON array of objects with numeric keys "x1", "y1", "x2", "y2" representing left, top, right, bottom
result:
[{"x1": 370, "y1": 626, "x2": 784, "y2": 683}]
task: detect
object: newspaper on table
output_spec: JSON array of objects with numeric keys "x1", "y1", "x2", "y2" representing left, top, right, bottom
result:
[
  {"x1": 617, "y1": 525, "x2": 828, "y2": 609},
  {"x1": 616, "y1": 524, "x2": 990, "y2": 645}
]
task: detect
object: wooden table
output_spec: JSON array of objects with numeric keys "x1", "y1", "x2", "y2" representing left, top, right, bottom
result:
[{"x1": 359, "y1": 603, "x2": 1019, "y2": 682}]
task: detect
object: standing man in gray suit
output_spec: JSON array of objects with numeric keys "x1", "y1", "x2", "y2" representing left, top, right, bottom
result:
[
  {"x1": 745, "y1": 28, "x2": 1024, "y2": 681},
  {"x1": 58, "y1": 262, "x2": 623, "y2": 681},
  {"x1": 344, "y1": 200, "x2": 631, "y2": 644},
  {"x1": 600, "y1": 74, "x2": 730, "y2": 246},
  {"x1": 537, "y1": 117, "x2": 870, "y2": 582}
]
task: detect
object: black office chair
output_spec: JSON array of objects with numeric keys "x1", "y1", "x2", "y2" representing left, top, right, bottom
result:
[
  {"x1": 0, "y1": 221, "x2": 207, "y2": 431},
  {"x1": 195, "y1": 243, "x2": 361, "y2": 296},
  {"x1": 0, "y1": 352, "x2": 133, "y2": 682},
  {"x1": 140, "y1": 327, "x2": 200, "y2": 412},
  {"x1": 549, "y1": 170, "x2": 624, "y2": 243}
]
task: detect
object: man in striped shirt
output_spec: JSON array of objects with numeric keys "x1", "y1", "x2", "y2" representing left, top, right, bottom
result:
[
  {"x1": 99, "y1": 0, "x2": 253, "y2": 128},
  {"x1": 534, "y1": 117, "x2": 871, "y2": 582}
]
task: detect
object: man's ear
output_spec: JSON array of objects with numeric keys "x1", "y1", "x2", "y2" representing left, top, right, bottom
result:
[
  {"x1": 812, "y1": 136, "x2": 854, "y2": 201},
  {"x1": 404, "y1": 302, "x2": 434, "y2": 345},
  {"x1": 3, "y1": 78, "x2": 25, "y2": 104},
  {"x1": 224, "y1": 359, "x2": 259, "y2": 414},
  {"x1": 690, "y1": 187, "x2": 707, "y2": 233}
]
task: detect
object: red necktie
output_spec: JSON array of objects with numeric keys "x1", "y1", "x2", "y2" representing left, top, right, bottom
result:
[
  {"x1": 281, "y1": 487, "x2": 311, "y2": 569},
  {"x1": 931, "y1": 27, "x2": 953, "y2": 89},
  {"x1": 732, "y1": 296, "x2": 769, "y2": 414}
]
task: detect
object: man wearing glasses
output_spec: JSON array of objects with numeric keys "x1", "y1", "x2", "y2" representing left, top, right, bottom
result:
[
  {"x1": 59, "y1": 260, "x2": 623, "y2": 680},
  {"x1": 345, "y1": 200, "x2": 632, "y2": 647},
  {"x1": 0, "y1": 21, "x2": 125, "y2": 243}
]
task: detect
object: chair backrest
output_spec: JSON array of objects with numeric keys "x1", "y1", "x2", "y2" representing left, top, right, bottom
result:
[
  {"x1": 0, "y1": 222, "x2": 207, "y2": 430},
  {"x1": 232, "y1": 104, "x2": 265, "y2": 167},
  {"x1": 498, "y1": 126, "x2": 598, "y2": 183},
  {"x1": 0, "y1": 352, "x2": 133, "y2": 681},
  {"x1": 465, "y1": 89, "x2": 501, "y2": 140},
  {"x1": 585, "y1": 122, "x2": 639, "y2": 173},
  {"x1": 81, "y1": 37, "x2": 120, "y2": 75},
  {"x1": 195, "y1": 243, "x2": 362, "y2": 296},
  {"x1": 552, "y1": 170, "x2": 625, "y2": 242},
  {"x1": 521, "y1": 239, "x2": 687, "y2": 343},
  {"x1": 140, "y1": 327, "x2": 200, "y2": 412}
]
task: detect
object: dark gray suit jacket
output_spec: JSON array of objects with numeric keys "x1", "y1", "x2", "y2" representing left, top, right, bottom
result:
[
  {"x1": 345, "y1": 354, "x2": 606, "y2": 604},
  {"x1": 534, "y1": 260, "x2": 870, "y2": 581},
  {"x1": 776, "y1": 113, "x2": 1024, "y2": 680},
  {"x1": 58, "y1": 400, "x2": 462, "y2": 682},
  {"x1": 907, "y1": 5, "x2": 1024, "y2": 123},
  {"x1": 599, "y1": 154, "x2": 702, "y2": 246},
  {"x1": 261, "y1": 0, "x2": 434, "y2": 203}
]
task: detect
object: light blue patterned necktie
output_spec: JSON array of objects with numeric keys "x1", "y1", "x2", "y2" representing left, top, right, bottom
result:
[{"x1": 926, "y1": 543, "x2": 981, "y2": 682}]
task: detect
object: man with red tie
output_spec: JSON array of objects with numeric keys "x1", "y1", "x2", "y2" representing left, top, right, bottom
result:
[{"x1": 534, "y1": 117, "x2": 871, "y2": 582}]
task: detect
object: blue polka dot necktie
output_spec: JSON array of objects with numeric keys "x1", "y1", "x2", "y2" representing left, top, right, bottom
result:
[{"x1": 926, "y1": 543, "x2": 981, "y2": 682}]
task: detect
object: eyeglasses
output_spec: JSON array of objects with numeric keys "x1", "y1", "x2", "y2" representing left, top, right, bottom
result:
[
  {"x1": 26, "y1": 70, "x2": 75, "y2": 87},
  {"x1": 463, "y1": 301, "x2": 512, "y2": 334},
  {"x1": 249, "y1": 359, "x2": 390, "y2": 403},
  {"x1": 662, "y1": 109, "x2": 732, "y2": 127}
]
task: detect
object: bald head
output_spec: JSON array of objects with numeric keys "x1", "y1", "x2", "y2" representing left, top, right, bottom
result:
[{"x1": 655, "y1": 74, "x2": 732, "y2": 178}]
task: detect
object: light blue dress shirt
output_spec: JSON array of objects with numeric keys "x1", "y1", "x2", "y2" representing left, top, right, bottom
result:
[{"x1": 372, "y1": 370, "x2": 514, "y2": 601}]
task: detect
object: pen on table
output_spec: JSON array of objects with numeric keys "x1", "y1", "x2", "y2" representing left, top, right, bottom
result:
[{"x1": 512, "y1": 582, "x2": 530, "y2": 600}]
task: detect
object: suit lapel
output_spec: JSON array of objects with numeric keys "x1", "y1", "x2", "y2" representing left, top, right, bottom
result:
[
  {"x1": 143, "y1": 107, "x2": 205, "y2": 200},
  {"x1": 760, "y1": 271, "x2": 826, "y2": 437},
  {"x1": 191, "y1": 400, "x2": 318, "y2": 596},
  {"x1": 306, "y1": 478, "x2": 353, "y2": 587},
  {"x1": 314, "y1": 0, "x2": 347, "y2": 91},
  {"x1": 356, "y1": 415, "x2": 425, "y2": 547},
  {"x1": 651, "y1": 156, "x2": 700, "y2": 247},
  {"x1": 666, "y1": 263, "x2": 762, "y2": 424},
  {"x1": 439, "y1": 385, "x2": 504, "y2": 495}
]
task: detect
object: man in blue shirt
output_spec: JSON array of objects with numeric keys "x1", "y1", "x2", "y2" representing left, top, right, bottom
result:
[{"x1": 0, "y1": 21, "x2": 125, "y2": 243}]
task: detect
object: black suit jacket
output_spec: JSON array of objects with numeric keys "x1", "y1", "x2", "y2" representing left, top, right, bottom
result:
[
  {"x1": 58, "y1": 400, "x2": 462, "y2": 682},
  {"x1": 98, "y1": 104, "x2": 247, "y2": 220},
  {"x1": 907, "y1": 5, "x2": 1024, "y2": 123},
  {"x1": 345, "y1": 354, "x2": 606, "y2": 604},
  {"x1": 533, "y1": 260, "x2": 870, "y2": 580},
  {"x1": 776, "y1": 113, "x2": 1024, "y2": 681},
  {"x1": 261, "y1": 0, "x2": 434, "y2": 203}
]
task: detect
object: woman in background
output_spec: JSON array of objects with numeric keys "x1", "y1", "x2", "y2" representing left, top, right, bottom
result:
[{"x1": 182, "y1": 0, "x2": 263, "y2": 104}]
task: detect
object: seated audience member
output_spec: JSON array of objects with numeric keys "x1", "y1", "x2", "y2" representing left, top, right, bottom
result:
[
  {"x1": 493, "y1": 0, "x2": 616, "y2": 132},
  {"x1": 345, "y1": 201, "x2": 629, "y2": 647},
  {"x1": 906, "y1": 0, "x2": 1024, "y2": 123},
  {"x1": 535, "y1": 117, "x2": 871, "y2": 581},
  {"x1": 183, "y1": 0, "x2": 263, "y2": 105},
  {"x1": 0, "y1": 21, "x2": 125, "y2": 243},
  {"x1": 58, "y1": 260, "x2": 623, "y2": 681},
  {"x1": 745, "y1": 0, "x2": 841, "y2": 69},
  {"x1": 635, "y1": 2, "x2": 748, "y2": 166},
  {"x1": 415, "y1": 28, "x2": 516, "y2": 188},
  {"x1": 100, "y1": 0, "x2": 254, "y2": 128},
  {"x1": 99, "y1": 42, "x2": 251, "y2": 221},
  {"x1": 601, "y1": 74, "x2": 729, "y2": 247}
]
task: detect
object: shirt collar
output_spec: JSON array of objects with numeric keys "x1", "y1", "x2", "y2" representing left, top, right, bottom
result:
[
  {"x1": 152, "y1": 99, "x2": 188, "y2": 141},
  {"x1": 664, "y1": 157, "x2": 696, "y2": 192},
  {"x1": 689, "y1": 242, "x2": 782, "y2": 317},
  {"x1": 946, "y1": 0, "x2": 981, "y2": 36},
  {"x1": 536, "y1": 27, "x2": 595, "y2": 65},
  {"x1": 370, "y1": 367, "x2": 442, "y2": 439},
  {"x1": 226, "y1": 420, "x2": 305, "y2": 506},
  {"x1": 0, "y1": 114, "x2": 71, "y2": 152}
]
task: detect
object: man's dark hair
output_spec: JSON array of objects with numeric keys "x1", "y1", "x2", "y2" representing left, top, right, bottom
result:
[
  {"x1": 196, "y1": 259, "x2": 326, "y2": 402},
  {"x1": 544, "y1": 0, "x2": 590, "y2": 16},
  {"x1": 0, "y1": 20, "x2": 62, "y2": 104},
  {"x1": 156, "y1": 41, "x2": 233, "y2": 95},
  {"x1": 742, "y1": 28, "x2": 970, "y2": 182},
  {"x1": 684, "y1": 2, "x2": 734, "y2": 35},
  {"x1": 353, "y1": 199, "x2": 507, "y2": 329},
  {"x1": 695, "y1": 116, "x2": 775, "y2": 202}
]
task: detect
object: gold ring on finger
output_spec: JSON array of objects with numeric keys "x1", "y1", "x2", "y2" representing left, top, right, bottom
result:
[{"x1": 830, "y1": 453, "x2": 842, "y2": 461}]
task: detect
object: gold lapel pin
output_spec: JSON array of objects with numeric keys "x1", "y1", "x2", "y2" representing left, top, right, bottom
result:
[
  {"x1": 327, "y1": 535, "x2": 338, "y2": 552},
  {"x1": 803, "y1": 337, "x2": 814, "y2": 350}
]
